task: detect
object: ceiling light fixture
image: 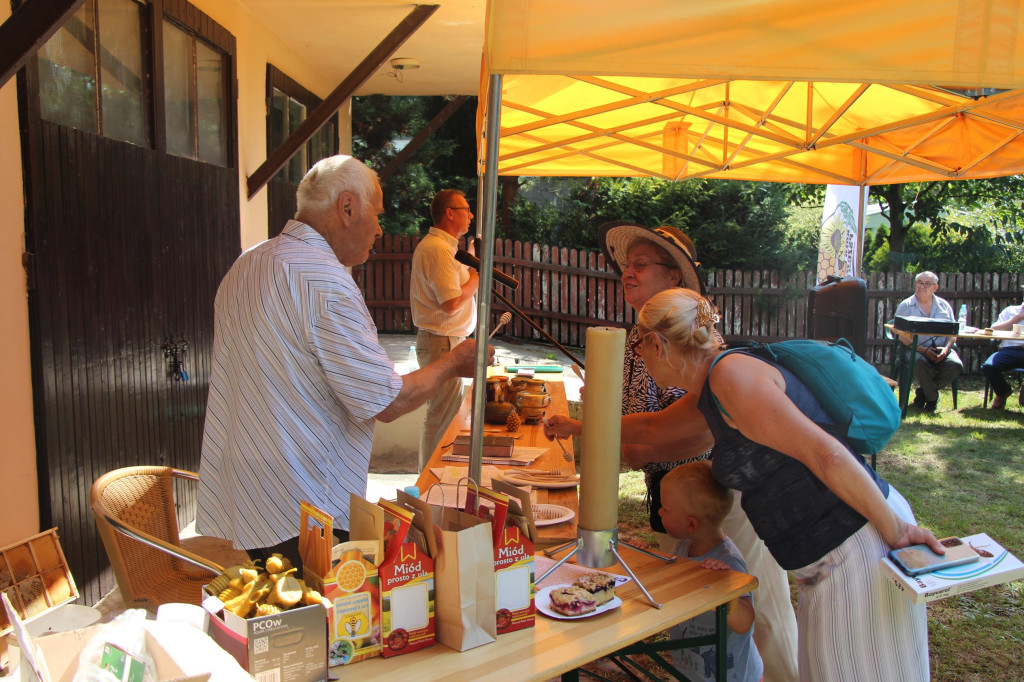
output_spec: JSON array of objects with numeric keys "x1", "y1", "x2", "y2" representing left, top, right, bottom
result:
[
  {"x1": 386, "y1": 57, "x2": 421, "y2": 83},
  {"x1": 390, "y1": 58, "x2": 421, "y2": 71}
]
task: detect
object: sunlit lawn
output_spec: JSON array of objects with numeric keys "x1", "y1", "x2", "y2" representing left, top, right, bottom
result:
[{"x1": 611, "y1": 376, "x2": 1024, "y2": 681}]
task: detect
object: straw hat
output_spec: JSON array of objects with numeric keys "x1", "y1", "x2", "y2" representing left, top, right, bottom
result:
[{"x1": 598, "y1": 221, "x2": 705, "y2": 295}]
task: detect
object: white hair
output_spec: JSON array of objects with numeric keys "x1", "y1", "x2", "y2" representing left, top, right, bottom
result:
[{"x1": 295, "y1": 155, "x2": 379, "y2": 216}]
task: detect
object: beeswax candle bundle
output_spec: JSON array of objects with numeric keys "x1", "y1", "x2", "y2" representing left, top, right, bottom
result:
[{"x1": 578, "y1": 326, "x2": 625, "y2": 531}]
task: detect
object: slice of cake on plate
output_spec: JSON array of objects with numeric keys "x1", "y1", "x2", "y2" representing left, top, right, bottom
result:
[
  {"x1": 573, "y1": 572, "x2": 616, "y2": 606},
  {"x1": 548, "y1": 586, "x2": 597, "y2": 616}
]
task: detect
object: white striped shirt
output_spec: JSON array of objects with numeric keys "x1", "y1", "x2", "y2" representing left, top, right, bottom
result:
[{"x1": 196, "y1": 220, "x2": 402, "y2": 548}]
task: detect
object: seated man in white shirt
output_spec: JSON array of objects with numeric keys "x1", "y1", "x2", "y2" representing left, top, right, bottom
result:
[
  {"x1": 894, "y1": 271, "x2": 963, "y2": 412},
  {"x1": 982, "y1": 286, "x2": 1024, "y2": 409}
]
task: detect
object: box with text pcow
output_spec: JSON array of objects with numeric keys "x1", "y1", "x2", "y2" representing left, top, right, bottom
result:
[
  {"x1": 203, "y1": 593, "x2": 327, "y2": 682},
  {"x1": 880, "y1": 533, "x2": 1024, "y2": 605}
]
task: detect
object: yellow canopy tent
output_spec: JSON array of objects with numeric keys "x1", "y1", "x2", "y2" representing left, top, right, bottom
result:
[
  {"x1": 478, "y1": 0, "x2": 1024, "y2": 184},
  {"x1": 464, "y1": 0, "x2": 1024, "y2": 479}
]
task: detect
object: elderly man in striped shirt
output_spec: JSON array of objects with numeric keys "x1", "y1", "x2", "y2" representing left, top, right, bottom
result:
[{"x1": 196, "y1": 156, "x2": 490, "y2": 565}]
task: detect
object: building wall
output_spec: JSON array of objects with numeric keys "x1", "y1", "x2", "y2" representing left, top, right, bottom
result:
[
  {"x1": 191, "y1": 0, "x2": 353, "y2": 249},
  {"x1": 0, "y1": 3, "x2": 39, "y2": 547},
  {"x1": 0, "y1": 0, "x2": 353, "y2": 547}
]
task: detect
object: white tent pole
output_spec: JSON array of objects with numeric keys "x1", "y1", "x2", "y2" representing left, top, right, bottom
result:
[
  {"x1": 856, "y1": 184, "x2": 866, "y2": 278},
  {"x1": 468, "y1": 73, "x2": 503, "y2": 483}
]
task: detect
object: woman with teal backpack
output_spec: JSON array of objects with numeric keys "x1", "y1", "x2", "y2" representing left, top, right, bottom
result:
[{"x1": 547, "y1": 287, "x2": 940, "y2": 681}]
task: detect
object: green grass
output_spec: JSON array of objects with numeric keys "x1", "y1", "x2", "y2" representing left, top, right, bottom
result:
[{"x1": 614, "y1": 376, "x2": 1024, "y2": 680}]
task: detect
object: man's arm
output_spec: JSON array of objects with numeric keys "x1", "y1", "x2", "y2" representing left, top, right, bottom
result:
[
  {"x1": 375, "y1": 339, "x2": 492, "y2": 422},
  {"x1": 991, "y1": 305, "x2": 1024, "y2": 331},
  {"x1": 440, "y1": 268, "x2": 479, "y2": 315}
]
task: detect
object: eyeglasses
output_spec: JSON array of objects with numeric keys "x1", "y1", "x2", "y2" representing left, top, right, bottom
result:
[
  {"x1": 449, "y1": 206, "x2": 472, "y2": 213},
  {"x1": 630, "y1": 330, "x2": 657, "y2": 358},
  {"x1": 622, "y1": 259, "x2": 673, "y2": 274},
  {"x1": 915, "y1": 281, "x2": 937, "y2": 288}
]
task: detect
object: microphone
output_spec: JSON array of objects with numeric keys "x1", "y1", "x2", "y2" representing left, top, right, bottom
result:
[
  {"x1": 455, "y1": 249, "x2": 520, "y2": 290},
  {"x1": 488, "y1": 312, "x2": 513, "y2": 339}
]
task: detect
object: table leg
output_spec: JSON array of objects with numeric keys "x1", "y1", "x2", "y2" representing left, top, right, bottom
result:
[
  {"x1": 715, "y1": 603, "x2": 728, "y2": 682},
  {"x1": 893, "y1": 334, "x2": 917, "y2": 418},
  {"x1": 560, "y1": 668, "x2": 580, "y2": 681}
]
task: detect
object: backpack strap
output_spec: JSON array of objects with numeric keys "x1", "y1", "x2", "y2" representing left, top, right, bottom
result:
[
  {"x1": 707, "y1": 344, "x2": 849, "y2": 442},
  {"x1": 707, "y1": 347, "x2": 752, "y2": 419}
]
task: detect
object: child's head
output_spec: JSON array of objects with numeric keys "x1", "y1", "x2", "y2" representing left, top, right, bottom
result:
[{"x1": 659, "y1": 461, "x2": 733, "y2": 541}]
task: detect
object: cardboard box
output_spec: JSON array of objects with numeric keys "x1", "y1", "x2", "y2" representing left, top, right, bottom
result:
[
  {"x1": 203, "y1": 593, "x2": 328, "y2": 681},
  {"x1": 472, "y1": 488, "x2": 535, "y2": 634},
  {"x1": 880, "y1": 533, "x2": 1024, "y2": 605},
  {"x1": 376, "y1": 499, "x2": 435, "y2": 657},
  {"x1": 301, "y1": 500, "x2": 381, "y2": 667},
  {"x1": 24, "y1": 625, "x2": 209, "y2": 682},
  {"x1": 3, "y1": 597, "x2": 221, "y2": 682}
]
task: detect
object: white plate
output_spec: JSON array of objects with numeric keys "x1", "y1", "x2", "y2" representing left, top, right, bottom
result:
[
  {"x1": 535, "y1": 584, "x2": 622, "y2": 620},
  {"x1": 533, "y1": 504, "x2": 575, "y2": 526},
  {"x1": 498, "y1": 471, "x2": 580, "y2": 489}
]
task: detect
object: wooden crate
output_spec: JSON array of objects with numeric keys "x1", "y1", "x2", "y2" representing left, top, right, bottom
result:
[{"x1": 0, "y1": 528, "x2": 79, "y2": 635}]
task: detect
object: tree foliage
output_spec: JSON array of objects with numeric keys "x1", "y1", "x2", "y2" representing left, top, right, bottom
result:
[
  {"x1": 793, "y1": 179, "x2": 1024, "y2": 273},
  {"x1": 352, "y1": 95, "x2": 477, "y2": 235}
]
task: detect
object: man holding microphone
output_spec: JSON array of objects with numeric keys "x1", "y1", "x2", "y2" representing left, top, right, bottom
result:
[{"x1": 410, "y1": 190, "x2": 480, "y2": 467}]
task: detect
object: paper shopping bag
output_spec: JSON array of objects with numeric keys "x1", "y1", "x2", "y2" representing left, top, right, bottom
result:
[{"x1": 433, "y1": 506, "x2": 497, "y2": 651}]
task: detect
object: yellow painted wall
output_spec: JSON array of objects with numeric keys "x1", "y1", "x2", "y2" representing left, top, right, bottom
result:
[
  {"x1": 192, "y1": 0, "x2": 353, "y2": 249},
  {"x1": 0, "y1": 0, "x2": 351, "y2": 547},
  {"x1": 0, "y1": 4, "x2": 39, "y2": 547}
]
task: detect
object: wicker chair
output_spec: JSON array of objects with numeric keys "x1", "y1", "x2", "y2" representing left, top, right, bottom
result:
[{"x1": 90, "y1": 466, "x2": 249, "y2": 612}]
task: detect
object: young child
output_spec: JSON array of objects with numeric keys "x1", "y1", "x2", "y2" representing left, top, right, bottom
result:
[{"x1": 660, "y1": 461, "x2": 763, "y2": 682}]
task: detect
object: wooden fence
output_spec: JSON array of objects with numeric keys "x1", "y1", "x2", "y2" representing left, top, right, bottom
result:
[{"x1": 355, "y1": 235, "x2": 1024, "y2": 374}]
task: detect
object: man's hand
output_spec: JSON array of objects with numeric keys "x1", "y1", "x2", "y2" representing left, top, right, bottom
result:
[
  {"x1": 449, "y1": 339, "x2": 493, "y2": 377},
  {"x1": 922, "y1": 347, "x2": 941, "y2": 363}
]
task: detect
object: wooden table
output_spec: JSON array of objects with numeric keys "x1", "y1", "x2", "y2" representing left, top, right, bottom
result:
[
  {"x1": 884, "y1": 323, "x2": 1022, "y2": 415},
  {"x1": 351, "y1": 549, "x2": 757, "y2": 681},
  {"x1": 415, "y1": 376, "x2": 579, "y2": 548}
]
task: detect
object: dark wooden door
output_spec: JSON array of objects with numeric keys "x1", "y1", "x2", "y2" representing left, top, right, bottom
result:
[{"x1": 23, "y1": 120, "x2": 240, "y2": 605}]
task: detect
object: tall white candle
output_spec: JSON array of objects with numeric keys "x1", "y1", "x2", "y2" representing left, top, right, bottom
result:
[{"x1": 579, "y1": 326, "x2": 625, "y2": 531}]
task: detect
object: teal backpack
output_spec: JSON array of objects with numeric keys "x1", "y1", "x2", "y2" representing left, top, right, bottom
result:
[{"x1": 709, "y1": 338, "x2": 901, "y2": 455}]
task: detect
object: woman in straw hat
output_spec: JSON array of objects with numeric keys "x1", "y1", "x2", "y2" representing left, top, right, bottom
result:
[
  {"x1": 552, "y1": 222, "x2": 800, "y2": 682},
  {"x1": 623, "y1": 287, "x2": 934, "y2": 681}
]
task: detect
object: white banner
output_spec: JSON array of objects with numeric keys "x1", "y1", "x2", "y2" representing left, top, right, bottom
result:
[{"x1": 817, "y1": 185, "x2": 867, "y2": 282}]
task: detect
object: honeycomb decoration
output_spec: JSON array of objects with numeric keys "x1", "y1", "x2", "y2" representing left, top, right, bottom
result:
[{"x1": 506, "y1": 409, "x2": 521, "y2": 432}]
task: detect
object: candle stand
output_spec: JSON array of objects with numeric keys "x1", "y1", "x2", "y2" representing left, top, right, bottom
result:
[{"x1": 538, "y1": 528, "x2": 675, "y2": 609}]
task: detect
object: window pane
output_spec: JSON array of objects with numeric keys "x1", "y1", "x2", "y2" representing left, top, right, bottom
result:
[
  {"x1": 310, "y1": 124, "x2": 335, "y2": 166},
  {"x1": 38, "y1": 0, "x2": 98, "y2": 133},
  {"x1": 287, "y1": 98, "x2": 307, "y2": 183},
  {"x1": 270, "y1": 88, "x2": 288, "y2": 148},
  {"x1": 163, "y1": 20, "x2": 194, "y2": 158},
  {"x1": 98, "y1": 0, "x2": 148, "y2": 146},
  {"x1": 196, "y1": 40, "x2": 226, "y2": 166}
]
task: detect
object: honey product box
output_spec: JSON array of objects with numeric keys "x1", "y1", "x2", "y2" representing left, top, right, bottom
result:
[
  {"x1": 300, "y1": 500, "x2": 381, "y2": 667},
  {"x1": 375, "y1": 499, "x2": 435, "y2": 657},
  {"x1": 474, "y1": 488, "x2": 535, "y2": 634},
  {"x1": 880, "y1": 533, "x2": 1024, "y2": 605}
]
